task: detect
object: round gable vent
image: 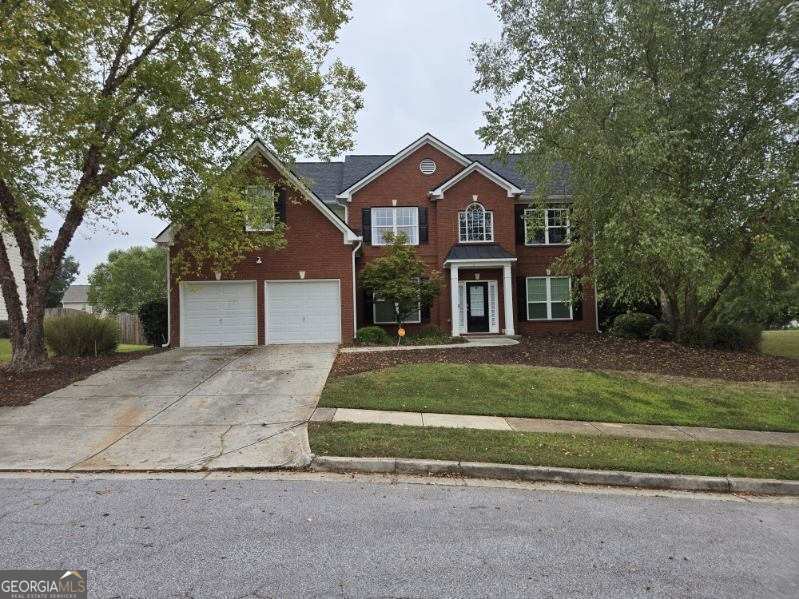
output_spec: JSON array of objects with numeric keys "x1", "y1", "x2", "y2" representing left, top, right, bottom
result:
[{"x1": 419, "y1": 159, "x2": 437, "y2": 175}]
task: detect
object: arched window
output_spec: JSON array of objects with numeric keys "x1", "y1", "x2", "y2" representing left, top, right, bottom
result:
[{"x1": 458, "y1": 202, "x2": 494, "y2": 242}]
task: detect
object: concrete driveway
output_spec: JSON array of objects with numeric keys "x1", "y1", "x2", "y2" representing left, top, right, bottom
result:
[{"x1": 0, "y1": 344, "x2": 337, "y2": 471}]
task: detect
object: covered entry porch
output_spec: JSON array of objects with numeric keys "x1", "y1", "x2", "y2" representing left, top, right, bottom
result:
[{"x1": 444, "y1": 244, "x2": 516, "y2": 337}]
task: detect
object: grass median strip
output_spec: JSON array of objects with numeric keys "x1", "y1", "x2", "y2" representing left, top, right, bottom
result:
[
  {"x1": 309, "y1": 422, "x2": 799, "y2": 480},
  {"x1": 320, "y1": 363, "x2": 799, "y2": 432}
]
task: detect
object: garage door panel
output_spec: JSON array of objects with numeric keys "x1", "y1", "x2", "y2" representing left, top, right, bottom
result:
[
  {"x1": 181, "y1": 282, "x2": 257, "y2": 347},
  {"x1": 265, "y1": 281, "x2": 341, "y2": 344}
]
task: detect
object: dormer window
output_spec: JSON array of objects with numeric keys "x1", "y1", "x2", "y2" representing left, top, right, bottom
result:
[{"x1": 458, "y1": 202, "x2": 494, "y2": 243}]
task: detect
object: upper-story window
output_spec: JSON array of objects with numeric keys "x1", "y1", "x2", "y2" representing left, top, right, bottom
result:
[
  {"x1": 244, "y1": 184, "x2": 275, "y2": 232},
  {"x1": 371, "y1": 207, "x2": 419, "y2": 245},
  {"x1": 458, "y1": 202, "x2": 494, "y2": 243},
  {"x1": 524, "y1": 207, "x2": 570, "y2": 245}
]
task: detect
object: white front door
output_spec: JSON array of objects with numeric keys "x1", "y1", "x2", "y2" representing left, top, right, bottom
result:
[
  {"x1": 265, "y1": 280, "x2": 341, "y2": 344},
  {"x1": 180, "y1": 281, "x2": 258, "y2": 347}
]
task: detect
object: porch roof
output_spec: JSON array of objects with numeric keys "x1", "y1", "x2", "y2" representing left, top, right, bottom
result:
[{"x1": 445, "y1": 243, "x2": 515, "y2": 262}]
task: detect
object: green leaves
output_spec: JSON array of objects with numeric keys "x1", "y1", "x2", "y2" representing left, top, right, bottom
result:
[
  {"x1": 475, "y1": 0, "x2": 798, "y2": 333},
  {"x1": 88, "y1": 245, "x2": 166, "y2": 314},
  {"x1": 359, "y1": 233, "x2": 442, "y2": 325}
]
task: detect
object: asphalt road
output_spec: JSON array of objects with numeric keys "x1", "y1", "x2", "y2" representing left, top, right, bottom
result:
[{"x1": 0, "y1": 473, "x2": 796, "y2": 598}]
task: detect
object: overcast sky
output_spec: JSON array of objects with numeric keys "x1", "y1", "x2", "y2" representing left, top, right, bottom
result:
[{"x1": 51, "y1": 0, "x2": 503, "y2": 283}]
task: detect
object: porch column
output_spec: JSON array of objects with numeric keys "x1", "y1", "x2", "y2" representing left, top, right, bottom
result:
[
  {"x1": 450, "y1": 265, "x2": 459, "y2": 336},
  {"x1": 502, "y1": 264, "x2": 515, "y2": 335}
]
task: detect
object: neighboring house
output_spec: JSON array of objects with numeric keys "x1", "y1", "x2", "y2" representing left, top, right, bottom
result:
[
  {"x1": 61, "y1": 284, "x2": 96, "y2": 313},
  {"x1": 0, "y1": 233, "x2": 39, "y2": 321},
  {"x1": 154, "y1": 133, "x2": 597, "y2": 347}
]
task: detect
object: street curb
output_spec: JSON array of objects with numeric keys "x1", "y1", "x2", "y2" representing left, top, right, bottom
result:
[{"x1": 309, "y1": 456, "x2": 799, "y2": 496}]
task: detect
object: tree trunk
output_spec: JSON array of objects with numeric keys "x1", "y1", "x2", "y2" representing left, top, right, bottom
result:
[{"x1": 6, "y1": 288, "x2": 48, "y2": 372}]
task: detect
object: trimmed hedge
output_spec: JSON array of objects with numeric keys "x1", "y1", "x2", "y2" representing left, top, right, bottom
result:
[
  {"x1": 44, "y1": 312, "x2": 119, "y2": 357},
  {"x1": 356, "y1": 326, "x2": 392, "y2": 345},
  {"x1": 0, "y1": 319, "x2": 8, "y2": 339},
  {"x1": 138, "y1": 298, "x2": 168, "y2": 346},
  {"x1": 704, "y1": 322, "x2": 762, "y2": 352},
  {"x1": 610, "y1": 312, "x2": 658, "y2": 339}
]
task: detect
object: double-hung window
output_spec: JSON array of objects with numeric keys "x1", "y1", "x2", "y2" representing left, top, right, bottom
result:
[
  {"x1": 371, "y1": 207, "x2": 419, "y2": 245},
  {"x1": 526, "y1": 276, "x2": 572, "y2": 320},
  {"x1": 524, "y1": 207, "x2": 570, "y2": 245},
  {"x1": 458, "y1": 202, "x2": 494, "y2": 243},
  {"x1": 373, "y1": 296, "x2": 422, "y2": 324},
  {"x1": 244, "y1": 184, "x2": 276, "y2": 232}
]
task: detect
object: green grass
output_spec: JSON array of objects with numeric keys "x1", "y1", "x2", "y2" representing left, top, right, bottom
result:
[
  {"x1": 0, "y1": 338, "x2": 151, "y2": 363},
  {"x1": 310, "y1": 422, "x2": 799, "y2": 480},
  {"x1": 762, "y1": 330, "x2": 799, "y2": 359},
  {"x1": 117, "y1": 344, "x2": 153, "y2": 353},
  {"x1": 321, "y1": 363, "x2": 799, "y2": 432}
]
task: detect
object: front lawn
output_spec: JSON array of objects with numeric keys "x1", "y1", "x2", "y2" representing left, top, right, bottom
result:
[
  {"x1": 320, "y1": 363, "x2": 799, "y2": 432},
  {"x1": 763, "y1": 330, "x2": 799, "y2": 359},
  {"x1": 310, "y1": 422, "x2": 799, "y2": 480},
  {"x1": 0, "y1": 338, "x2": 10, "y2": 363}
]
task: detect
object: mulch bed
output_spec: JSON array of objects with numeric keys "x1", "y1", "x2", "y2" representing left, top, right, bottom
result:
[
  {"x1": 331, "y1": 334, "x2": 799, "y2": 382},
  {"x1": 0, "y1": 350, "x2": 160, "y2": 407}
]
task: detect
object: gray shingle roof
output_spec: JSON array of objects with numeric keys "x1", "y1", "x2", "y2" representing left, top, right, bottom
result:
[
  {"x1": 292, "y1": 153, "x2": 570, "y2": 205},
  {"x1": 62, "y1": 284, "x2": 90, "y2": 304},
  {"x1": 446, "y1": 244, "x2": 515, "y2": 261}
]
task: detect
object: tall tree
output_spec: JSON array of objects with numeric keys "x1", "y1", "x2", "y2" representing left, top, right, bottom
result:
[
  {"x1": 88, "y1": 246, "x2": 166, "y2": 314},
  {"x1": 39, "y1": 245, "x2": 80, "y2": 308},
  {"x1": 473, "y1": 0, "x2": 798, "y2": 340},
  {"x1": 0, "y1": 0, "x2": 363, "y2": 371}
]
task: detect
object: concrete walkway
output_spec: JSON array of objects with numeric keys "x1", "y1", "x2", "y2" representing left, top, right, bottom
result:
[
  {"x1": 312, "y1": 407, "x2": 799, "y2": 447},
  {"x1": 0, "y1": 344, "x2": 337, "y2": 471},
  {"x1": 341, "y1": 335, "x2": 519, "y2": 353}
]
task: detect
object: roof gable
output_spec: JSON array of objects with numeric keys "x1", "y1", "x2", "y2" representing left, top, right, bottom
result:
[
  {"x1": 429, "y1": 162, "x2": 525, "y2": 199},
  {"x1": 335, "y1": 133, "x2": 472, "y2": 202},
  {"x1": 153, "y1": 140, "x2": 360, "y2": 246}
]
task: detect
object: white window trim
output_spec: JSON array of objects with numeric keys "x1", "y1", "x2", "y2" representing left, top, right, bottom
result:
[
  {"x1": 370, "y1": 207, "x2": 419, "y2": 246},
  {"x1": 244, "y1": 184, "x2": 275, "y2": 232},
  {"x1": 523, "y1": 207, "x2": 571, "y2": 246},
  {"x1": 525, "y1": 276, "x2": 573, "y2": 321},
  {"x1": 372, "y1": 296, "x2": 422, "y2": 324},
  {"x1": 458, "y1": 202, "x2": 494, "y2": 243}
]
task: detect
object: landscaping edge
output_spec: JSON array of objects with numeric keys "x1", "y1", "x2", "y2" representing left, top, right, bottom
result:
[{"x1": 309, "y1": 455, "x2": 799, "y2": 496}]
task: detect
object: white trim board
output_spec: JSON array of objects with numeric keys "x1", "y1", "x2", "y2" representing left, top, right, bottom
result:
[
  {"x1": 430, "y1": 162, "x2": 525, "y2": 200},
  {"x1": 336, "y1": 133, "x2": 472, "y2": 202}
]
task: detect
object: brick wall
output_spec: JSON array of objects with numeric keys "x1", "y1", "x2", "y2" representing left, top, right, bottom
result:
[
  {"x1": 350, "y1": 142, "x2": 597, "y2": 335},
  {"x1": 169, "y1": 159, "x2": 355, "y2": 347}
]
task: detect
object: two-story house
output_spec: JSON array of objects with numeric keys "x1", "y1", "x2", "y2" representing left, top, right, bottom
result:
[{"x1": 154, "y1": 133, "x2": 597, "y2": 347}]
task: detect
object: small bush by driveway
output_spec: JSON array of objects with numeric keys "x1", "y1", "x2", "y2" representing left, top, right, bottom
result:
[
  {"x1": 331, "y1": 333, "x2": 799, "y2": 382},
  {"x1": 320, "y1": 364, "x2": 799, "y2": 432}
]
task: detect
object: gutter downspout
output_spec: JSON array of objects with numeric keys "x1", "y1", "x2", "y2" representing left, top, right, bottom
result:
[
  {"x1": 162, "y1": 248, "x2": 171, "y2": 347},
  {"x1": 351, "y1": 240, "x2": 362, "y2": 340}
]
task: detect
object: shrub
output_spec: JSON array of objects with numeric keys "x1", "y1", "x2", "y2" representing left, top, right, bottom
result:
[
  {"x1": 44, "y1": 312, "x2": 119, "y2": 357},
  {"x1": 138, "y1": 299, "x2": 168, "y2": 346},
  {"x1": 0, "y1": 320, "x2": 8, "y2": 339},
  {"x1": 704, "y1": 322, "x2": 762, "y2": 352},
  {"x1": 356, "y1": 326, "x2": 392, "y2": 345},
  {"x1": 649, "y1": 322, "x2": 673, "y2": 341},
  {"x1": 610, "y1": 312, "x2": 658, "y2": 339}
]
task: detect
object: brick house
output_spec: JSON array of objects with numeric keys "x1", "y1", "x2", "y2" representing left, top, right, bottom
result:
[{"x1": 154, "y1": 133, "x2": 597, "y2": 346}]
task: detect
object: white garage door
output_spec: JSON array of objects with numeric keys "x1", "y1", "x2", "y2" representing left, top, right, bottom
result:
[
  {"x1": 181, "y1": 281, "x2": 257, "y2": 347},
  {"x1": 265, "y1": 280, "x2": 341, "y2": 344}
]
